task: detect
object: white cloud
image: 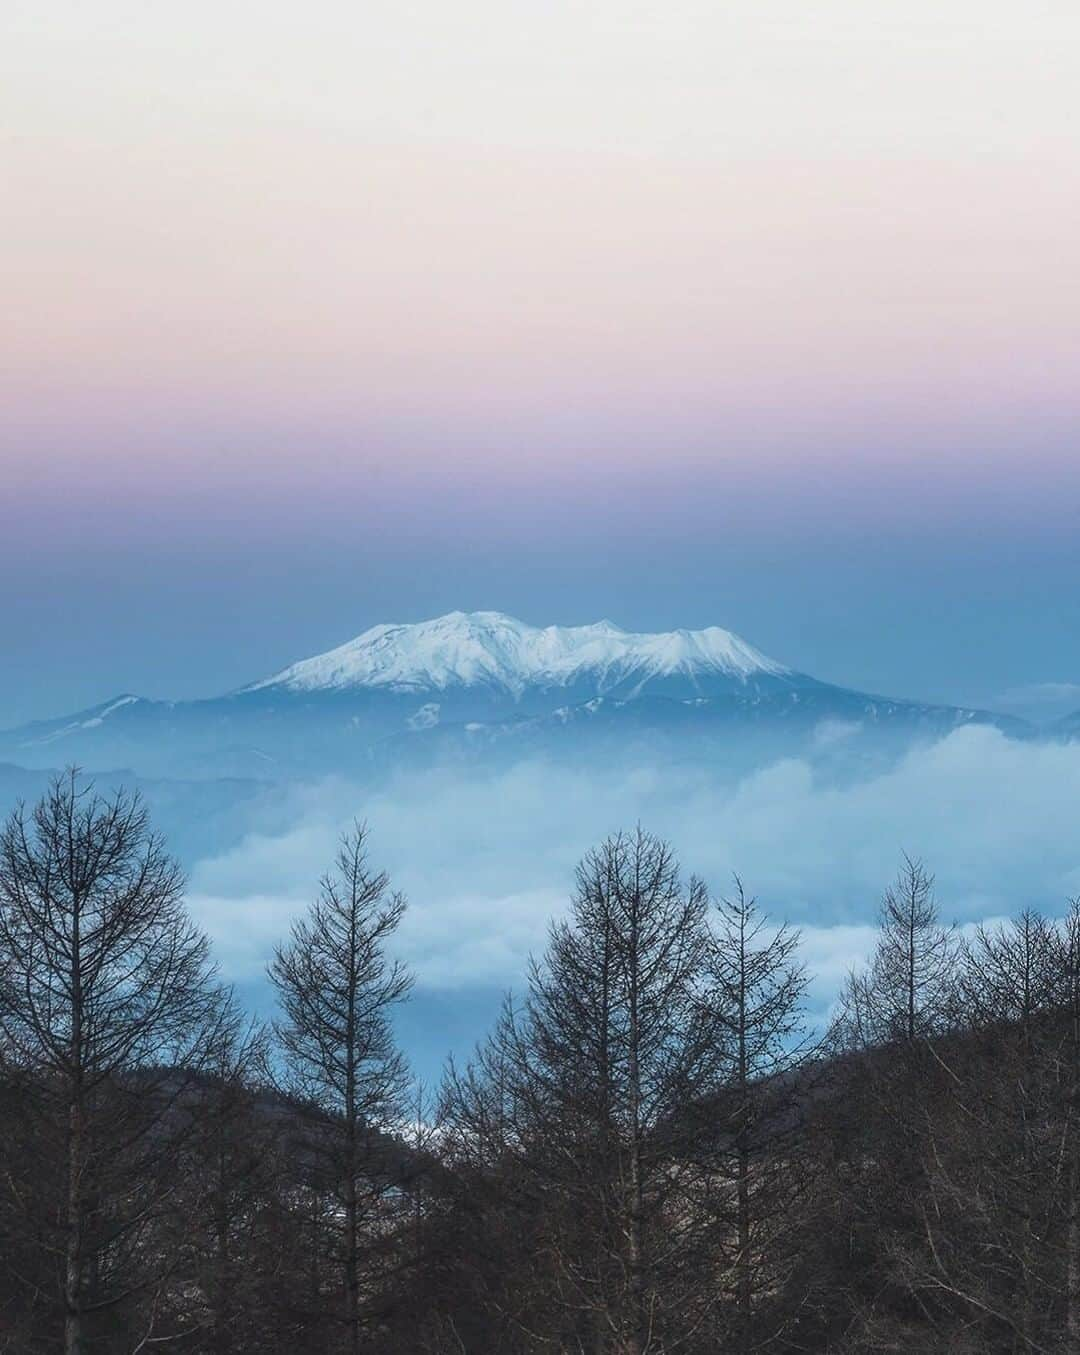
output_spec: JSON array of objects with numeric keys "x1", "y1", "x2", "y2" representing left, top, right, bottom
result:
[
  {"x1": 994, "y1": 682, "x2": 1080, "y2": 723},
  {"x1": 186, "y1": 727, "x2": 1080, "y2": 1002}
]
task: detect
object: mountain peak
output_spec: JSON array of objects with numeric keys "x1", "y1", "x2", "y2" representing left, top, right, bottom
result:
[{"x1": 245, "y1": 611, "x2": 790, "y2": 697}]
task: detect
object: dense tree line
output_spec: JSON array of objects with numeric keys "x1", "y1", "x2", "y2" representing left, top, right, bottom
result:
[{"x1": 2, "y1": 774, "x2": 1080, "y2": 1352}]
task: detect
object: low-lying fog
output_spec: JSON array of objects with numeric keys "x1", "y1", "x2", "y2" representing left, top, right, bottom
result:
[{"x1": 160, "y1": 723, "x2": 1080, "y2": 1077}]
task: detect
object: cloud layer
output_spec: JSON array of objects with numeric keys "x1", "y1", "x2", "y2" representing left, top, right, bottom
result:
[{"x1": 188, "y1": 727, "x2": 1080, "y2": 1017}]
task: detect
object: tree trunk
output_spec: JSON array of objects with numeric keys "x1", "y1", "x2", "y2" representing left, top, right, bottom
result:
[
  {"x1": 1067, "y1": 968, "x2": 1080, "y2": 1354},
  {"x1": 907, "y1": 910, "x2": 917, "y2": 1042},
  {"x1": 626, "y1": 1138, "x2": 644, "y2": 1355},
  {"x1": 1066, "y1": 1153, "x2": 1080, "y2": 1352},
  {"x1": 345, "y1": 1141, "x2": 359, "y2": 1355},
  {"x1": 214, "y1": 1135, "x2": 230, "y2": 1355},
  {"x1": 64, "y1": 1100, "x2": 83, "y2": 1355},
  {"x1": 1066, "y1": 923, "x2": 1080, "y2": 1353},
  {"x1": 736, "y1": 908, "x2": 751, "y2": 1355},
  {"x1": 737, "y1": 1138, "x2": 751, "y2": 1354},
  {"x1": 65, "y1": 895, "x2": 84, "y2": 1355},
  {"x1": 625, "y1": 899, "x2": 645, "y2": 1355},
  {"x1": 345, "y1": 963, "x2": 360, "y2": 1355}
]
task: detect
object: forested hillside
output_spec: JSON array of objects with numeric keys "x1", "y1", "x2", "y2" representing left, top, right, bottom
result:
[{"x1": 2, "y1": 774, "x2": 1078, "y2": 1353}]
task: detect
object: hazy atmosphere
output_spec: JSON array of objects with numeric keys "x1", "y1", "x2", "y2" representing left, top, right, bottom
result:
[
  {"x1": 5, "y1": 1, "x2": 1080, "y2": 1064},
  {"x1": 3, "y1": 7, "x2": 1080, "y2": 1349},
  {"x1": 4, "y1": 1, "x2": 1080, "y2": 724}
]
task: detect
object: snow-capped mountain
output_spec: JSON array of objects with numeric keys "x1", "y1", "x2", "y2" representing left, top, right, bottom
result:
[
  {"x1": 0, "y1": 611, "x2": 1027, "y2": 780},
  {"x1": 246, "y1": 611, "x2": 791, "y2": 699}
]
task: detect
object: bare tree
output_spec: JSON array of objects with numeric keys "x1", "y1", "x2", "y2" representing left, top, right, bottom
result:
[
  {"x1": 827, "y1": 857, "x2": 964, "y2": 1349},
  {"x1": 838, "y1": 855, "x2": 957, "y2": 1048},
  {"x1": 269, "y1": 823, "x2": 413, "y2": 1355},
  {"x1": 444, "y1": 828, "x2": 725, "y2": 1354},
  {"x1": 0, "y1": 771, "x2": 225, "y2": 1355},
  {"x1": 894, "y1": 910, "x2": 1066, "y2": 1350},
  {"x1": 702, "y1": 880, "x2": 817, "y2": 1353},
  {"x1": 961, "y1": 909, "x2": 1059, "y2": 1038},
  {"x1": 175, "y1": 998, "x2": 278, "y2": 1355},
  {"x1": 1054, "y1": 900, "x2": 1080, "y2": 1350}
]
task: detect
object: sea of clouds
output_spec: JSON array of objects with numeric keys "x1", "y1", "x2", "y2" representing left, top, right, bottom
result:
[{"x1": 185, "y1": 724, "x2": 1080, "y2": 1061}]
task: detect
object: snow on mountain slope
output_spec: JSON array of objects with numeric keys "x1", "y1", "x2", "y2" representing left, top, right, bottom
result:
[
  {"x1": 11, "y1": 695, "x2": 150, "y2": 747},
  {"x1": 245, "y1": 611, "x2": 792, "y2": 698},
  {"x1": 0, "y1": 611, "x2": 1032, "y2": 781}
]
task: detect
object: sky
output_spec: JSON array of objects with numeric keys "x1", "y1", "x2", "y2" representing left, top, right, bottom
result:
[{"x1": 3, "y1": 1, "x2": 1080, "y2": 726}]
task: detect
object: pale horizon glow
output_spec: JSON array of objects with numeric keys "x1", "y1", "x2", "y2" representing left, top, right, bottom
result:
[
  {"x1": 5, "y1": 2, "x2": 1080, "y2": 451},
  {"x1": 2, "y1": 1, "x2": 1080, "y2": 725}
]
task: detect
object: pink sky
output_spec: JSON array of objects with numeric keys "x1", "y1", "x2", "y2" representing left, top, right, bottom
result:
[{"x1": 4, "y1": 1, "x2": 1079, "y2": 499}]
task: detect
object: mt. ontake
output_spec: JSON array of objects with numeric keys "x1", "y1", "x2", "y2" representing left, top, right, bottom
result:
[
  {"x1": 0, "y1": 611, "x2": 1030, "y2": 781},
  {"x1": 246, "y1": 611, "x2": 790, "y2": 697}
]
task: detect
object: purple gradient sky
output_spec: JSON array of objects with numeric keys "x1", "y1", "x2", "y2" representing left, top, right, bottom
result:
[{"x1": 2, "y1": 1, "x2": 1079, "y2": 724}]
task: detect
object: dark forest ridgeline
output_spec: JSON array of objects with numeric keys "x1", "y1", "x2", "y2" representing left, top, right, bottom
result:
[{"x1": 1, "y1": 773, "x2": 1079, "y2": 1353}]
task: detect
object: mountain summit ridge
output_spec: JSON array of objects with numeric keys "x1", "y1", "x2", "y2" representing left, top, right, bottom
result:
[
  {"x1": 0, "y1": 610, "x2": 1032, "y2": 781},
  {"x1": 243, "y1": 610, "x2": 791, "y2": 698}
]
